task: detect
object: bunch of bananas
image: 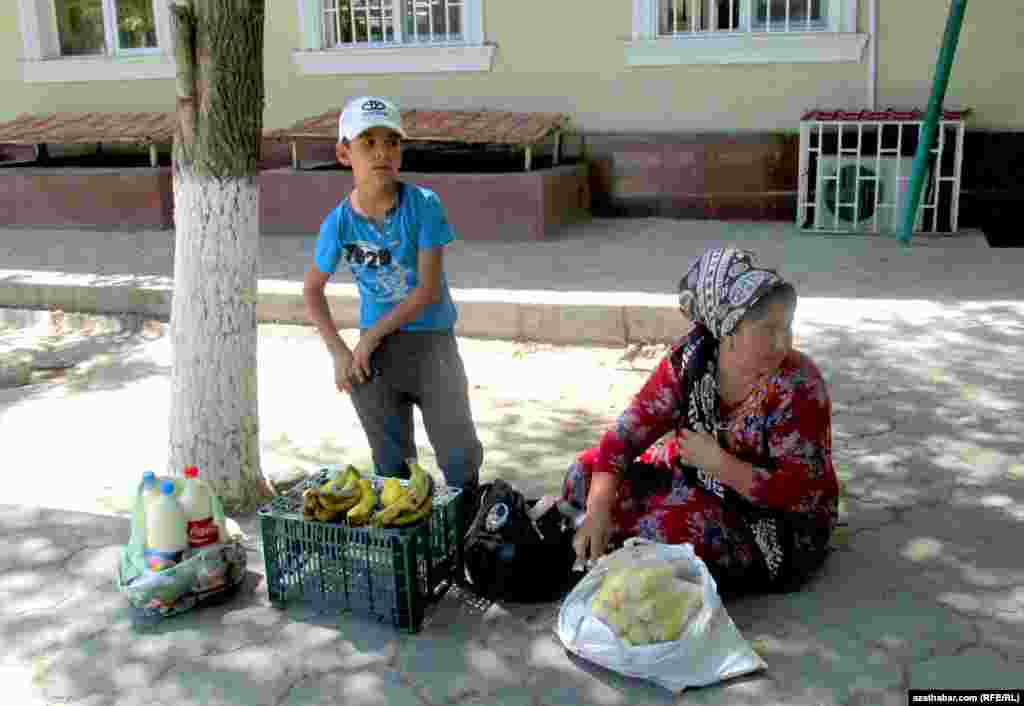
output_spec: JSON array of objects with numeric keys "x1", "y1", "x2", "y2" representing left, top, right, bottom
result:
[
  {"x1": 300, "y1": 461, "x2": 435, "y2": 529},
  {"x1": 370, "y1": 460, "x2": 434, "y2": 528},
  {"x1": 302, "y1": 465, "x2": 378, "y2": 526}
]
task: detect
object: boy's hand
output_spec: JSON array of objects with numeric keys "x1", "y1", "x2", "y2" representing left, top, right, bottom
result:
[
  {"x1": 350, "y1": 332, "x2": 382, "y2": 385},
  {"x1": 331, "y1": 349, "x2": 354, "y2": 393}
]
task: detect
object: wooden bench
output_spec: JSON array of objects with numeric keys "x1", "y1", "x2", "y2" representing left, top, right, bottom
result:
[
  {"x1": 265, "y1": 109, "x2": 569, "y2": 172},
  {"x1": 0, "y1": 112, "x2": 176, "y2": 167}
]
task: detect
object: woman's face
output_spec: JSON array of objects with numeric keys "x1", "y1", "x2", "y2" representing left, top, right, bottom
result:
[{"x1": 732, "y1": 297, "x2": 795, "y2": 377}]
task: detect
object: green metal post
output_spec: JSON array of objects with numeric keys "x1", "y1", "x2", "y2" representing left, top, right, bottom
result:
[{"x1": 897, "y1": 0, "x2": 968, "y2": 246}]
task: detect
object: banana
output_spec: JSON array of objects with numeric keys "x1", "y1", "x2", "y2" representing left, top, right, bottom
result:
[
  {"x1": 380, "y1": 478, "x2": 403, "y2": 507},
  {"x1": 301, "y1": 470, "x2": 361, "y2": 522},
  {"x1": 346, "y1": 479, "x2": 377, "y2": 526},
  {"x1": 302, "y1": 489, "x2": 320, "y2": 520},
  {"x1": 405, "y1": 460, "x2": 432, "y2": 509},
  {"x1": 372, "y1": 468, "x2": 435, "y2": 528},
  {"x1": 320, "y1": 466, "x2": 361, "y2": 501},
  {"x1": 318, "y1": 489, "x2": 362, "y2": 514},
  {"x1": 388, "y1": 496, "x2": 433, "y2": 526},
  {"x1": 371, "y1": 489, "x2": 413, "y2": 527},
  {"x1": 408, "y1": 470, "x2": 434, "y2": 514},
  {"x1": 314, "y1": 503, "x2": 343, "y2": 523}
]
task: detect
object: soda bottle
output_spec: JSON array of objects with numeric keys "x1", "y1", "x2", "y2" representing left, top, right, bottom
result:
[
  {"x1": 180, "y1": 466, "x2": 220, "y2": 549},
  {"x1": 144, "y1": 480, "x2": 188, "y2": 572}
]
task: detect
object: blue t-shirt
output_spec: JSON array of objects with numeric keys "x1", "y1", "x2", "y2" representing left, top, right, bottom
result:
[{"x1": 313, "y1": 183, "x2": 458, "y2": 332}]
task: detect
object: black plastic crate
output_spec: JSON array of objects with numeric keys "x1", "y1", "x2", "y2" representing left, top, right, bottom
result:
[{"x1": 258, "y1": 469, "x2": 463, "y2": 633}]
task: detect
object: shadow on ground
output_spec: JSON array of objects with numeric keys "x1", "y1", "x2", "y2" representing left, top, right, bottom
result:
[
  {"x1": 1, "y1": 300, "x2": 1022, "y2": 705},
  {"x1": 0, "y1": 310, "x2": 169, "y2": 418}
]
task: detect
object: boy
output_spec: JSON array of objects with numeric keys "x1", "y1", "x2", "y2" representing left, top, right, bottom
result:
[{"x1": 302, "y1": 96, "x2": 483, "y2": 500}]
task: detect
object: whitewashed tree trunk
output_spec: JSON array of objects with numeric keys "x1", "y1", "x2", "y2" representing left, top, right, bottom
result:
[
  {"x1": 169, "y1": 0, "x2": 266, "y2": 512},
  {"x1": 169, "y1": 172, "x2": 262, "y2": 510}
]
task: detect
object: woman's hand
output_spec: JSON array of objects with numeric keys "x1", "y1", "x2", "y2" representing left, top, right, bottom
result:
[
  {"x1": 350, "y1": 332, "x2": 381, "y2": 385},
  {"x1": 573, "y1": 504, "x2": 614, "y2": 564},
  {"x1": 678, "y1": 428, "x2": 724, "y2": 473},
  {"x1": 680, "y1": 428, "x2": 756, "y2": 497}
]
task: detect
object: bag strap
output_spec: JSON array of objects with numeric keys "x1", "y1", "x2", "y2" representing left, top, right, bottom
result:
[
  {"x1": 122, "y1": 479, "x2": 149, "y2": 581},
  {"x1": 210, "y1": 489, "x2": 226, "y2": 532},
  {"x1": 464, "y1": 482, "x2": 495, "y2": 542}
]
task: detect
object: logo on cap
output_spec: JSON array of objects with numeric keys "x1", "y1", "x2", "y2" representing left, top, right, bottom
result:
[
  {"x1": 362, "y1": 99, "x2": 388, "y2": 113},
  {"x1": 485, "y1": 502, "x2": 510, "y2": 532}
]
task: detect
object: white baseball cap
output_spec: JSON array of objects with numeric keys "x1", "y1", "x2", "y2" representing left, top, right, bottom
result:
[{"x1": 338, "y1": 96, "x2": 407, "y2": 142}]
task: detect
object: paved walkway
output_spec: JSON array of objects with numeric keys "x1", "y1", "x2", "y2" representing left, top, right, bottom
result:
[
  {"x1": 1, "y1": 220, "x2": 1021, "y2": 344},
  {"x1": 1, "y1": 220, "x2": 1023, "y2": 705}
]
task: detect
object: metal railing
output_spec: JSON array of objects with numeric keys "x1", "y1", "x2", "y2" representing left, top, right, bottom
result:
[{"x1": 798, "y1": 112, "x2": 967, "y2": 236}]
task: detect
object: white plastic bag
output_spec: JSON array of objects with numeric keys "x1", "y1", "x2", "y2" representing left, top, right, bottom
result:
[{"x1": 556, "y1": 538, "x2": 766, "y2": 693}]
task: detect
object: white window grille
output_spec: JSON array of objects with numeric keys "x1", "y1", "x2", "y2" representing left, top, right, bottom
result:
[
  {"x1": 292, "y1": 0, "x2": 490, "y2": 75},
  {"x1": 628, "y1": 0, "x2": 864, "y2": 66},
  {"x1": 658, "y1": 0, "x2": 836, "y2": 35},
  {"x1": 321, "y1": 0, "x2": 465, "y2": 47},
  {"x1": 798, "y1": 110, "x2": 968, "y2": 236},
  {"x1": 53, "y1": 0, "x2": 159, "y2": 56}
]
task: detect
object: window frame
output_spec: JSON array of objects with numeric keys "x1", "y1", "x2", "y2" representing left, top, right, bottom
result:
[
  {"x1": 292, "y1": 0, "x2": 495, "y2": 76},
  {"x1": 627, "y1": 0, "x2": 868, "y2": 66},
  {"x1": 16, "y1": 0, "x2": 175, "y2": 83}
]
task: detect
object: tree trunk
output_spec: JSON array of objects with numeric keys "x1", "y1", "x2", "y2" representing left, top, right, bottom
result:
[{"x1": 169, "y1": 0, "x2": 266, "y2": 513}]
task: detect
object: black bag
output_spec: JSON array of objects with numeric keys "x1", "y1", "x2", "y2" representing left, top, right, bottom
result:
[{"x1": 462, "y1": 480, "x2": 578, "y2": 602}]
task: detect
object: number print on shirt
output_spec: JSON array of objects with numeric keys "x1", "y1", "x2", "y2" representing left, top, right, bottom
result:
[{"x1": 343, "y1": 243, "x2": 392, "y2": 269}]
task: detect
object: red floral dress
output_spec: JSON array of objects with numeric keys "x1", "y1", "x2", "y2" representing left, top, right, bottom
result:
[{"x1": 562, "y1": 330, "x2": 839, "y2": 593}]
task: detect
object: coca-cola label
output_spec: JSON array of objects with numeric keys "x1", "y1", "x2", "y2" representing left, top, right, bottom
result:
[{"x1": 187, "y1": 517, "x2": 219, "y2": 548}]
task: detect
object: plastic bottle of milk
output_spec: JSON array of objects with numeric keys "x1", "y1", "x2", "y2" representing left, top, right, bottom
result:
[
  {"x1": 180, "y1": 466, "x2": 220, "y2": 549},
  {"x1": 141, "y1": 471, "x2": 161, "y2": 514},
  {"x1": 144, "y1": 480, "x2": 188, "y2": 572}
]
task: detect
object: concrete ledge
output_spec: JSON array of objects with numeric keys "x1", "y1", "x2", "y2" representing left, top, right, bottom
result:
[
  {"x1": 0, "y1": 271, "x2": 173, "y2": 319},
  {"x1": 625, "y1": 299, "x2": 687, "y2": 342},
  {"x1": 521, "y1": 303, "x2": 627, "y2": 345},
  {"x1": 0, "y1": 270, "x2": 683, "y2": 345},
  {"x1": 455, "y1": 300, "x2": 522, "y2": 340}
]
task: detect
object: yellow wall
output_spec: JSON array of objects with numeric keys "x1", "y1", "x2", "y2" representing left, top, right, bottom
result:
[
  {"x1": 3, "y1": 1, "x2": 1021, "y2": 133},
  {"x1": 1, "y1": 11, "x2": 173, "y2": 120},
  {"x1": 875, "y1": 1, "x2": 1024, "y2": 130},
  {"x1": 262, "y1": 0, "x2": 867, "y2": 133}
]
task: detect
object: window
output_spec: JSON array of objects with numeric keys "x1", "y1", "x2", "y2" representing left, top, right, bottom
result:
[
  {"x1": 16, "y1": 0, "x2": 175, "y2": 82},
  {"x1": 628, "y1": 0, "x2": 867, "y2": 66},
  {"x1": 750, "y1": 0, "x2": 826, "y2": 31},
  {"x1": 321, "y1": 0, "x2": 464, "y2": 46},
  {"x1": 54, "y1": 0, "x2": 158, "y2": 56},
  {"x1": 658, "y1": 0, "x2": 828, "y2": 34},
  {"x1": 293, "y1": 0, "x2": 494, "y2": 75}
]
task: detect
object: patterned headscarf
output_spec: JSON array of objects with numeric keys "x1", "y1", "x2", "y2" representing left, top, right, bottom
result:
[{"x1": 678, "y1": 248, "x2": 786, "y2": 340}]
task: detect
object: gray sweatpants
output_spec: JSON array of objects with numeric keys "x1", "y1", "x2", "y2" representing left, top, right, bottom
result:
[{"x1": 348, "y1": 330, "x2": 483, "y2": 491}]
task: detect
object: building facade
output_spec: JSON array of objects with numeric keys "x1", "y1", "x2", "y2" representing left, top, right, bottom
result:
[{"x1": 4, "y1": 1, "x2": 1022, "y2": 224}]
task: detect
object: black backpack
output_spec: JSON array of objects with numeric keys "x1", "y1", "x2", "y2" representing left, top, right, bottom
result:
[{"x1": 462, "y1": 480, "x2": 579, "y2": 602}]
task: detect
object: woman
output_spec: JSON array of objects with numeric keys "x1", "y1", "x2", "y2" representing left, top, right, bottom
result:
[{"x1": 564, "y1": 248, "x2": 838, "y2": 595}]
